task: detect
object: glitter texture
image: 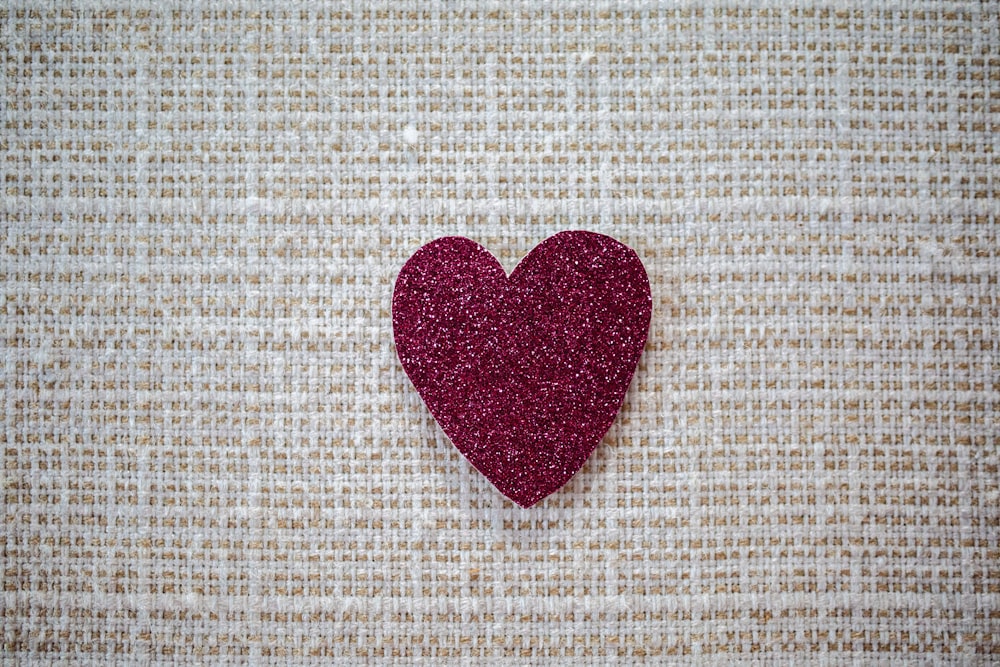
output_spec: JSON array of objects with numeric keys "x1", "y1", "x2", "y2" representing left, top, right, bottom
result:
[{"x1": 392, "y1": 231, "x2": 652, "y2": 507}]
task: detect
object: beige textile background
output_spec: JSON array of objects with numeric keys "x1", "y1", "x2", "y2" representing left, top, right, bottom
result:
[{"x1": 3, "y1": 1, "x2": 999, "y2": 663}]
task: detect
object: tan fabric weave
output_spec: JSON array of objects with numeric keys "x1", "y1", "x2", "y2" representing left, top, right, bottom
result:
[{"x1": 3, "y1": 2, "x2": 999, "y2": 663}]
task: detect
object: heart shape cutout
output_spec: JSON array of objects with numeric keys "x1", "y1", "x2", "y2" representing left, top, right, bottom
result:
[{"x1": 392, "y1": 231, "x2": 652, "y2": 507}]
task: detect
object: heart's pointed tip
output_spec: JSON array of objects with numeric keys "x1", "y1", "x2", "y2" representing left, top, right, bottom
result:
[{"x1": 502, "y1": 485, "x2": 556, "y2": 509}]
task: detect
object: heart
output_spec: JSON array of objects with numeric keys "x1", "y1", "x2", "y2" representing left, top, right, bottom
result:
[{"x1": 392, "y1": 231, "x2": 652, "y2": 507}]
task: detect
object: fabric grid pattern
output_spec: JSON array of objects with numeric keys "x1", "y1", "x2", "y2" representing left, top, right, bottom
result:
[{"x1": 3, "y1": 2, "x2": 999, "y2": 663}]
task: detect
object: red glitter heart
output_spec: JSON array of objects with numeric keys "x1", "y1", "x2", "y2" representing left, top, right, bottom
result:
[{"x1": 392, "y1": 231, "x2": 652, "y2": 507}]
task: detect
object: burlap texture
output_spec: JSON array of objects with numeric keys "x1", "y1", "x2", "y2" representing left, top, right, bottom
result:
[{"x1": 3, "y1": 2, "x2": 998, "y2": 663}]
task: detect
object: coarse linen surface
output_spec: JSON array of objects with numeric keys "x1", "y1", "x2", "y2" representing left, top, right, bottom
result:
[{"x1": 3, "y1": 2, "x2": 998, "y2": 663}]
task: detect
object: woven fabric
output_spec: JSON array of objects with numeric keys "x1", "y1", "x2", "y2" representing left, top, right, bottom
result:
[{"x1": 3, "y1": 2, "x2": 998, "y2": 663}]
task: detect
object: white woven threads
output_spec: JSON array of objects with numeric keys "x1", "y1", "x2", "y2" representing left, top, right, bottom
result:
[{"x1": 2, "y1": 3, "x2": 998, "y2": 663}]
